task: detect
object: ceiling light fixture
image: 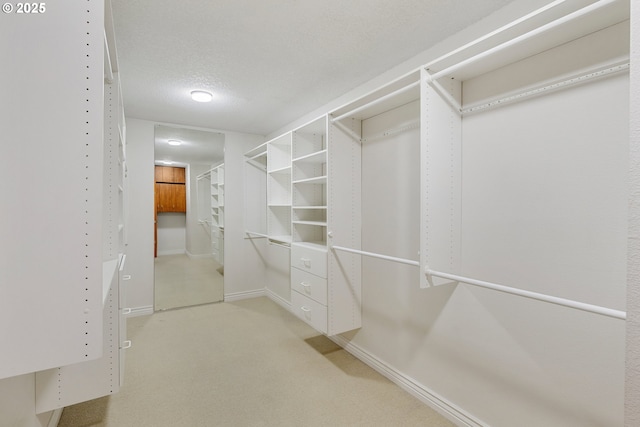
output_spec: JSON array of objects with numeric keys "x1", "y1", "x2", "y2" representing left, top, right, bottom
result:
[
  {"x1": 190, "y1": 90, "x2": 213, "y2": 102},
  {"x1": 168, "y1": 139, "x2": 182, "y2": 146}
]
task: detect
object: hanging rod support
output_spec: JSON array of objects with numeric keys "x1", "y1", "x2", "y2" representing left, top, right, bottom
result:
[
  {"x1": 424, "y1": 72, "x2": 462, "y2": 114},
  {"x1": 332, "y1": 245, "x2": 419, "y2": 267},
  {"x1": 332, "y1": 120, "x2": 362, "y2": 143},
  {"x1": 425, "y1": 268, "x2": 626, "y2": 320}
]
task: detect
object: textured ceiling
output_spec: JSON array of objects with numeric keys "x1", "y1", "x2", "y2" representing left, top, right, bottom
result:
[{"x1": 111, "y1": 0, "x2": 514, "y2": 136}]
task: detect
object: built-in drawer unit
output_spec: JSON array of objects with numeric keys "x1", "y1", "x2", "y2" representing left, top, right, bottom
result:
[
  {"x1": 291, "y1": 267, "x2": 327, "y2": 306},
  {"x1": 291, "y1": 243, "x2": 327, "y2": 278},
  {"x1": 291, "y1": 290, "x2": 328, "y2": 334}
]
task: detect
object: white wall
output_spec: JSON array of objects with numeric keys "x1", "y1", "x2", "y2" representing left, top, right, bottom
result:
[
  {"x1": 222, "y1": 132, "x2": 269, "y2": 300},
  {"x1": 156, "y1": 213, "x2": 186, "y2": 255},
  {"x1": 626, "y1": 2, "x2": 640, "y2": 425},
  {"x1": 265, "y1": 244, "x2": 291, "y2": 306}
]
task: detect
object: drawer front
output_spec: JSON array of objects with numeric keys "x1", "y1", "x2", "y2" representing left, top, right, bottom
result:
[
  {"x1": 291, "y1": 290, "x2": 327, "y2": 334},
  {"x1": 291, "y1": 267, "x2": 327, "y2": 306},
  {"x1": 291, "y1": 244, "x2": 327, "y2": 278}
]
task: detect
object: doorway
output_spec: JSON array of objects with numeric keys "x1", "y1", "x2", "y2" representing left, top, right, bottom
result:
[{"x1": 153, "y1": 125, "x2": 225, "y2": 310}]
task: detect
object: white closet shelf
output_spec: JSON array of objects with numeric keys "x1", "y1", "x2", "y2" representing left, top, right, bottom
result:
[
  {"x1": 268, "y1": 203, "x2": 291, "y2": 207},
  {"x1": 293, "y1": 220, "x2": 327, "y2": 226},
  {"x1": 293, "y1": 206, "x2": 327, "y2": 210},
  {"x1": 292, "y1": 176, "x2": 327, "y2": 185},
  {"x1": 268, "y1": 165, "x2": 292, "y2": 174},
  {"x1": 244, "y1": 141, "x2": 268, "y2": 158},
  {"x1": 292, "y1": 150, "x2": 327, "y2": 164}
]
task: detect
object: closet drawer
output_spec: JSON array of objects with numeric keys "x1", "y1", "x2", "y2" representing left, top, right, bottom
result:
[
  {"x1": 291, "y1": 244, "x2": 327, "y2": 278},
  {"x1": 291, "y1": 290, "x2": 327, "y2": 334},
  {"x1": 291, "y1": 267, "x2": 327, "y2": 305}
]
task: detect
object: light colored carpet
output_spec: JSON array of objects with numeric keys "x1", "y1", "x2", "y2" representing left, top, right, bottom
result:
[
  {"x1": 58, "y1": 298, "x2": 456, "y2": 427},
  {"x1": 154, "y1": 254, "x2": 224, "y2": 311}
]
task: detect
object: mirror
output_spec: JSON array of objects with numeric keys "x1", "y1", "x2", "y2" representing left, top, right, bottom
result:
[{"x1": 153, "y1": 125, "x2": 225, "y2": 311}]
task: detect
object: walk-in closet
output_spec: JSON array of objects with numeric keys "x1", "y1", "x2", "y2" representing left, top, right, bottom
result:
[{"x1": 1, "y1": 0, "x2": 638, "y2": 426}]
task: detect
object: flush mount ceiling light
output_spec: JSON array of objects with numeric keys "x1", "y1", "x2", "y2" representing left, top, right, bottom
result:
[
  {"x1": 168, "y1": 139, "x2": 182, "y2": 146},
  {"x1": 190, "y1": 90, "x2": 213, "y2": 102}
]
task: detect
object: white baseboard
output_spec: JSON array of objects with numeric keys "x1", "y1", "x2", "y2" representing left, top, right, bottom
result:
[
  {"x1": 265, "y1": 288, "x2": 291, "y2": 311},
  {"x1": 47, "y1": 408, "x2": 63, "y2": 427},
  {"x1": 329, "y1": 335, "x2": 486, "y2": 427},
  {"x1": 157, "y1": 249, "x2": 186, "y2": 256},
  {"x1": 127, "y1": 305, "x2": 154, "y2": 317},
  {"x1": 224, "y1": 288, "x2": 266, "y2": 302}
]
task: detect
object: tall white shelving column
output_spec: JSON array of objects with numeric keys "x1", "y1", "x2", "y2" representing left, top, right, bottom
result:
[{"x1": 0, "y1": 0, "x2": 105, "y2": 380}]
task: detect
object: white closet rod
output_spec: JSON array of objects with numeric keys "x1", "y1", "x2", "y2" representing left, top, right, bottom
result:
[
  {"x1": 246, "y1": 151, "x2": 267, "y2": 161},
  {"x1": 426, "y1": 268, "x2": 626, "y2": 320},
  {"x1": 429, "y1": 0, "x2": 618, "y2": 81},
  {"x1": 269, "y1": 240, "x2": 291, "y2": 249},
  {"x1": 104, "y1": 30, "x2": 114, "y2": 83},
  {"x1": 331, "y1": 80, "x2": 420, "y2": 122},
  {"x1": 424, "y1": 0, "x2": 567, "y2": 70},
  {"x1": 332, "y1": 245, "x2": 419, "y2": 267},
  {"x1": 245, "y1": 231, "x2": 268, "y2": 239},
  {"x1": 361, "y1": 120, "x2": 420, "y2": 143}
]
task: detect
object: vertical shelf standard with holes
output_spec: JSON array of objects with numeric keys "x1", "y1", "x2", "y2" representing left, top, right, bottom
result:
[{"x1": 267, "y1": 133, "x2": 292, "y2": 244}]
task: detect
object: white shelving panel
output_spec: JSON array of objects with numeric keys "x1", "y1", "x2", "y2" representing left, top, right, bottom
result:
[
  {"x1": 32, "y1": 0, "x2": 130, "y2": 410},
  {"x1": 0, "y1": 0, "x2": 107, "y2": 380},
  {"x1": 267, "y1": 133, "x2": 292, "y2": 244}
]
